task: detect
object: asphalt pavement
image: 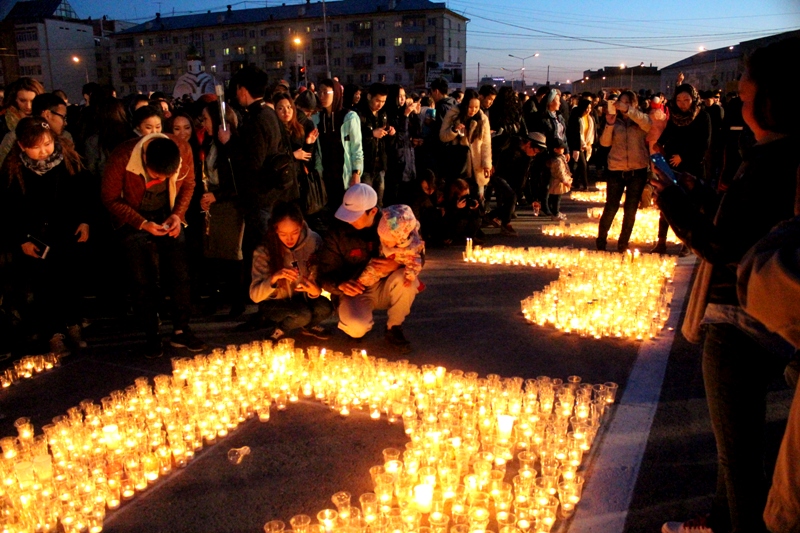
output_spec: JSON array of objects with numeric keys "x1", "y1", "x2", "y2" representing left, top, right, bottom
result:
[{"x1": 0, "y1": 196, "x2": 792, "y2": 533}]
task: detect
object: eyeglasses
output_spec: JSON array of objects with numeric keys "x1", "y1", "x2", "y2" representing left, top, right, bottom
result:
[{"x1": 50, "y1": 110, "x2": 67, "y2": 123}]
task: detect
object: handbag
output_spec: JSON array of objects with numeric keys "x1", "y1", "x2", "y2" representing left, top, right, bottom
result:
[
  {"x1": 204, "y1": 200, "x2": 245, "y2": 261},
  {"x1": 299, "y1": 167, "x2": 327, "y2": 216}
]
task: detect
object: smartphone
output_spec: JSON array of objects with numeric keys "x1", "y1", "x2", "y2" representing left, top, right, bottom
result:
[
  {"x1": 650, "y1": 153, "x2": 678, "y2": 186},
  {"x1": 607, "y1": 100, "x2": 616, "y2": 115},
  {"x1": 616, "y1": 100, "x2": 629, "y2": 113},
  {"x1": 26, "y1": 234, "x2": 50, "y2": 259}
]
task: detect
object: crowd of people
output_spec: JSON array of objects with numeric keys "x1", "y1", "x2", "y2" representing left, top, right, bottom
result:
[{"x1": 0, "y1": 36, "x2": 799, "y2": 533}]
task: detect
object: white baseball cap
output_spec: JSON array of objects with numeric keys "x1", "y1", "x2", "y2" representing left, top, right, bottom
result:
[{"x1": 335, "y1": 183, "x2": 378, "y2": 223}]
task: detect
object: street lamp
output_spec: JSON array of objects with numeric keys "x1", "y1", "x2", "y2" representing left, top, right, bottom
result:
[
  {"x1": 500, "y1": 67, "x2": 522, "y2": 87},
  {"x1": 292, "y1": 37, "x2": 304, "y2": 87},
  {"x1": 72, "y1": 55, "x2": 89, "y2": 83},
  {"x1": 508, "y1": 52, "x2": 539, "y2": 88}
]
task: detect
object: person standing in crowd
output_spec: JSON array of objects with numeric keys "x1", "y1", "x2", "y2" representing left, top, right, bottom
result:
[
  {"x1": 384, "y1": 84, "x2": 417, "y2": 207},
  {"x1": 440, "y1": 89, "x2": 492, "y2": 200},
  {"x1": 0, "y1": 118, "x2": 91, "y2": 355},
  {"x1": 343, "y1": 84, "x2": 362, "y2": 111},
  {"x1": 357, "y1": 83, "x2": 394, "y2": 206},
  {"x1": 318, "y1": 183, "x2": 419, "y2": 352},
  {"x1": 523, "y1": 86, "x2": 550, "y2": 133},
  {"x1": 425, "y1": 77, "x2": 457, "y2": 181},
  {"x1": 131, "y1": 105, "x2": 163, "y2": 137},
  {"x1": 478, "y1": 85, "x2": 497, "y2": 114},
  {"x1": 657, "y1": 37, "x2": 800, "y2": 533},
  {"x1": 0, "y1": 77, "x2": 45, "y2": 168},
  {"x1": 248, "y1": 201, "x2": 332, "y2": 340},
  {"x1": 566, "y1": 98, "x2": 595, "y2": 192},
  {"x1": 652, "y1": 83, "x2": 711, "y2": 254},
  {"x1": 101, "y1": 134, "x2": 205, "y2": 358},
  {"x1": 535, "y1": 88, "x2": 569, "y2": 154},
  {"x1": 701, "y1": 90, "x2": 725, "y2": 188},
  {"x1": 595, "y1": 91, "x2": 651, "y2": 253}
]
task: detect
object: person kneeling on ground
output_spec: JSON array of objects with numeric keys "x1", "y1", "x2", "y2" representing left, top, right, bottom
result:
[
  {"x1": 318, "y1": 184, "x2": 420, "y2": 352},
  {"x1": 247, "y1": 201, "x2": 333, "y2": 340}
]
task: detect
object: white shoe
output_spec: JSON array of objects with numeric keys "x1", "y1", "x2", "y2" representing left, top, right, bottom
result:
[{"x1": 661, "y1": 518, "x2": 713, "y2": 533}]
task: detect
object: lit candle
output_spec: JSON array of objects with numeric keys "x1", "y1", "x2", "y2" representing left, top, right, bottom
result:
[{"x1": 413, "y1": 483, "x2": 433, "y2": 513}]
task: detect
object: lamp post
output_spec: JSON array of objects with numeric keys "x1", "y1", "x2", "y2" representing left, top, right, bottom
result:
[
  {"x1": 72, "y1": 55, "x2": 89, "y2": 83},
  {"x1": 508, "y1": 52, "x2": 539, "y2": 89},
  {"x1": 292, "y1": 37, "x2": 306, "y2": 87},
  {"x1": 500, "y1": 67, "x2": 522, "y2": 88}
]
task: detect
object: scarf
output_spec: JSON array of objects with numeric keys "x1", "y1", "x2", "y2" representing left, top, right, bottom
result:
[
  {"x1": 3, "y1": 106, "x2": 25, "y2": 133},
  {"x1": 670, "y1": 84, "x2": 701, "y2": 127},
  {"x1": 19, "y1": 142, "x2": 64, "y2": 176}
]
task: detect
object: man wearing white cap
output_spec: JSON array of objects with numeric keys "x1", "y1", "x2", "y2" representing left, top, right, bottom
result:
[{"x1": 318, "y1": 184, "x2": 419, "y2": 351}]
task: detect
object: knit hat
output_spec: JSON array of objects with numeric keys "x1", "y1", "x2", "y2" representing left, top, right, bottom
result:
[{"x1": 377, "y1": 205, "x2": 419, "y2": 247}]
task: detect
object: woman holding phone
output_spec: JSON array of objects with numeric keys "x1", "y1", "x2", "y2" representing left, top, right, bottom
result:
[
  {"x1": 246, "y1": 201, "x2": 332, "y2": 340},
  {"x1": 595, "y1": 91, "x2": 651, "y2": 252}
]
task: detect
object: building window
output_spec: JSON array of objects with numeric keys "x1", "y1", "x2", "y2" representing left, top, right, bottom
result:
[
  {"x1": 223, "y1": 48, "x2": 230, "y2": 56},
  {"x1": 173, "y1": 36, "x2": 179, "y2": 44},
  {"x1": 19, "y1": 65, "x2": 42, "y2": 76},
  {"x1": 408, "y1": 38, "x2": 417, "y2": 45},
  {"x1": 378, "y1": 38, "x2": 386, "y2": 47},
  {"x1": 458, "y1": 24, "x2": 461, "y2": 32},
  {"x1": 395, "y1": 55, "x2": 402, "y2": 64},
  {"x1": 359, "y1": 38, "x2": 371, "y2": 47},
  {"x1": 209, "y1": 49, "x2": 216, "y2": 57},
  {"x1": 250, "y1": 30, "x2": 255, "y2": 38},
  {"x1": 377, "y1": 21, "x2": 385, "y2": 29},
  {"x1": 139, "y1": 55, "x2": 145, "y2": 63},
  {"x1": 260, "y1": 29, "x2": 267, "y2": 36},
  {"x1": 208, "y1": 33, "x2": 215, "y2": 41},
  {"x1": 236, "y1": 46, "x2": 245, "y2": 54},
  {"x1": 357, "y1": 21, "x2": 371, "y2": 30},
  {"x1": 457, "y1": 41, "x2": 461, "y2": 49},
  {"x1": 347, "y1": 40, "x2": 354, "y2": 48},
  {"x1": 377, "y1": 55, "x2": 386, "y2": 64},
  {"x1": 427, "y1": 36, "x2": 436, "y2": 45},
  {"x1": 223, "y1": 64, "x2": 230, "y2": 72},
  {"x1": 332, "y1": 24, "x2": 340, "y2": 32},
  {"x1": 332, "y1": 58, "x2": 341, "y2": 66},
  {"x1": 346, "y1": 57, "x2": 353, "y2": 66},
  {"x1": 427, "y1": 18, "x2": 436, "y2": 26},
  {"x1": 160, "y1": 52, "x2": 170, "y2": 60},
  {"x1": 150, "y1": 53, "x2": 157, "y2": 61},
  {"x1": 394, "y1": 21, "x2": 402, "y2": 28},
  {"x1": 394, "y1": 38, "x2": 402, "y2": 46},
  {"x1": 138, "y1": 39, "x2": 144, "y2": 47},
  {"x1": 210, "y1": 64, "x2": 217, "y2": 72},
  {"x1": 378, "y1": 73, "x2": 386, "y2": 82},
  {"x1": 151, "y1": 69, "x2": 157, "y2": 76},
  {"x1": 251, "y1": 45, "x2": 257, "y2": 54},
  {"x1": 360, "y1": 73, "x2": 371, "y2": 83},
  {"x1": 428, "y1": 54, "x2": 436, "y2": 61},
  {"x1": 148, "y1": 38, "x2": 153, "y2": 45},
  {"x1": 16, "y1": 29, "x2": 39, "y2": 42},
  {"x1": 276, "y1": 61, "x2": 284, "y2": 68},
  {"x1": 394, "y1": 73, "x2": 402, "y2": 82},
  {"x1": 346, "y1": 74, "x2": 354, "y2": 83},
  {"x1": 17, "y1": 48, "x2": 40, "y2": 58},
  {"x1": 222, "y1": 32, "x2": 229, "y2": 40}
]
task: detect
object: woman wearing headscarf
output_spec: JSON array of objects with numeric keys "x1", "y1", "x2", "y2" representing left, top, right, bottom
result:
[{"x1": 535, "y1": 88, "x2": 568, "y2": 152}]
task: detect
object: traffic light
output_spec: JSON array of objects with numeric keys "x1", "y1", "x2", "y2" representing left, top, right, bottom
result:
[{"x1": 299, "y1": 66, "x2": 306, "y2": 83}]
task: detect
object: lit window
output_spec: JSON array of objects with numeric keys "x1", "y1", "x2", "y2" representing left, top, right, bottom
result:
[
  {"x1": 394, "y1": 37, "x2": 402, "y2": 46},
  {"x1": 223, "y1": 48, "x2": 230, "y2": 56}
]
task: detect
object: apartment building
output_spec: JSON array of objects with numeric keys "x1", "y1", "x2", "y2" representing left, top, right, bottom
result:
[
  {"x1": 110, "y1": 0, "x2": 468, "y2": 96},
  {"x1": 0, "y1": 0, "x2": 97, "y2": 100}
]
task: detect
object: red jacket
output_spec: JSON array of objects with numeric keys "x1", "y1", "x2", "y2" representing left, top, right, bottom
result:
[{"x1": 101, "y1": 133, "x2": 195, "y2": 229}]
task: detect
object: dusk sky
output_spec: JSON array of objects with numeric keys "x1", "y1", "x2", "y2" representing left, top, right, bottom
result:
[{"x1": 68, "y1": 0, "x2": 800, "y2": 85}]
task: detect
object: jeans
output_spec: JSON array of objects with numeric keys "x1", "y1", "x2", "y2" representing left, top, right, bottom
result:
[
  {"x1": 597, "y1": 168, "x2": 648, "y2": 251},
  {"x1": 548, "y1": 194, "x2": 562, "y2": 216},
  {"x1": 119, "y1": 228, "x2": 191, "y2": 336},
  {"x1": 258, "y1": 294, "x2": 333, "y2": 331},
  {"x1": 703, "y1": 323, "x2": 785, "y2": 533},
  {"x1": 570, "y1": 150, "x2": 589, "y2": 190},
  {"x1": 362, "y1": 171, "x2": 385, "y2": 207},
  {"x1": 487, "y1": 175, "x2": 517, "y2": 225}
]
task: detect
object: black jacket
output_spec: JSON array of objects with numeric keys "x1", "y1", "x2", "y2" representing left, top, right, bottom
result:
[
  {"x1": 357, "y1": 102, "x2": 389, "y2": 175},
  {"x1": 658, "y1": 110, "x2": 712, "y2": 179},
  {"x1": 658, "y1": 134, "x2": 800, "y2": 306},
  {"x1": 534, "y1": 111, "x2": 569, "y2": 151},
  {"x1": 232, "y1": 99, "x2": 289, "y2": 211},
  {"x1": 318, "y1": 214, "x2": 382, "y2": 294}
]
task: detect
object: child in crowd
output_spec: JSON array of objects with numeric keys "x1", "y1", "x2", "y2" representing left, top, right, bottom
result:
[
  {"x1": 410, "y1": 169, "x2": 445, "y2": 245},
  {"x1": 546, "y1": 139, "x2": 573, "y2": 220},
  {"x1": 358, "y1": 204, "x2": 425, "y2": 288},
  {"x1": 443, "y1": 177, "x2": 483, "y2": 245},
  {"x1": 646, "y1": 93, "x2": 669, "y2": 154}
]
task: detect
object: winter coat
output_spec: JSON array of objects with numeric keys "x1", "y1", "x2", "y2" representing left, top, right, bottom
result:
[
  {"x1": 249, "y1": 223, "x2": 322, "y2": 302},
  {"x1": 440, "y1": 108, "x2": 492, "y2": 186},
  {"x1": 567, "y1": 112, "x2": 596, "y2": 161},
  {"x1": 101, "y1": 133, "x2": 195, "y2": 229},
  {"x1": 357, "y1": 103, "x2": 389, "y2": 175},
  {"x1": 658, "y1": 109, "x2": 711, "y2": 179},
  {"x1": 318, "y1": 213, "x2": 383, "y2": 295},
  {"x1": 657, "y1": 134, "x2": 800, "y2": 306},
  {"x1": 547, "y1": 154, "x2": 573, "y2": 195},
  {"x1": 599, "y1": 107, "x2": 651, "y2": 171},
  {"x1": 312, "y1": 109, "x2": 363, "y2": 189}
]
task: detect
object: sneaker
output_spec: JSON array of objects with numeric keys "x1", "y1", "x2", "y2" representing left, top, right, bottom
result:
[
  {"x1": 144, "y1": 337, "x2": 164, "y2": 359},
  {"x1": 483, "y1": 216, "x2": 502, "y2": 229},
  {"x1": 385, "y1": 325, "x2": 411, "y2": 353},
  {"x1": 269, "y1": 328, "x2": 285, "y2": 341},
  {"x1": 66, "y1": 324, "x2": 87, "y2": 349},
  {"x1": 301, "y1": 325, "x2": 331, "y2": 340},
  {"x1": 49, "y1": 333, "x2": 70, "y2": 357},
  {"x1": 661, "y1": 516, "x2": 713, "y2": 533},
  {"x1": 500, "y1": 223, "x2": 518, "y2": 237},
  {"x1": 169, "y1": 330, "x2": 207, "y2": 352},
  {"x1": 556, "y1": 213, "x2": 567, "y2": 220}
]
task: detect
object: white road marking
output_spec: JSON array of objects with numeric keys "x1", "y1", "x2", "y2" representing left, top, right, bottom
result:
[{"x1": 569, "y1": 257, "x2": 697, "y2": 532}]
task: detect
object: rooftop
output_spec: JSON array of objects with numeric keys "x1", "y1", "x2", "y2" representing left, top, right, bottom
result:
[
  {"x1": 119, "y1": 0, "x2": 467, "y2": 35},
  {"x1": 3, "y1": 0, "x2": 80, "y2": 22}
]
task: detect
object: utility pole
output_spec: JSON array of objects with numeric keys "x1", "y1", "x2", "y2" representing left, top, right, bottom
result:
[
  {"x1": 546, "y1": 65, "x2": 550, "y2": 85},
  {"x1": 477, "y1": 62, "x2": 480, "y2": 85},
  {"x1": 322, "y1": 0, "x2": 331, "y2": 79}
]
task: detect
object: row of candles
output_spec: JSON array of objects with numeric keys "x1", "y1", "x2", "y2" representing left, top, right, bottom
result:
[
  {"x1": 1, "y1": 354, "x2": 61, "y2": 390},
  {"x1": 0, "y1": 341, "x2": 617, "y2": 533},
  {"x1": 542, "y1": 207, "x2": 680, "y2": 245},
  {"x1": 463, "y1": 244, "x2": 677, "y2": 340},
  {"x1": 568, "y1": 183, "x2": 623, "y2": 204}
]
